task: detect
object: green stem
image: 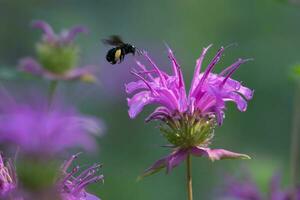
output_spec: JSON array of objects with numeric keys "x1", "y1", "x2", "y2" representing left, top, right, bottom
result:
[
  {"x1": 48, "y1": 80, "x2": 58, "y2": 106},
  {"x1": 291, "y1": 83, "x2": 300, "y2": 200},
  {"x1": 186, "y1": 154, "x2": 193, "y2": 200}
]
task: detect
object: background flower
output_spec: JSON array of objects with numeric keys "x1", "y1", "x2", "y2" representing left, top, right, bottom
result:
[
  {"x1": 18, "y1": 20, "x2": 97, "y2": 83},
  {"x1": 0, "y1": 90, "x2": 104, "y2": 158},
  {"x1": 0, "y1": 153, "x2": 18, "y2": 197},
  {"x1": 219, "y1": 170, "x2": 300, "y2": 200},
  {"x1": 58, "y1": 153, "x2": 103, "y2": 200}
]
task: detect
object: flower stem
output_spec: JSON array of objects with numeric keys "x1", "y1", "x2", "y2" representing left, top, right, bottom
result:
[
  {"x1": 291, "y1": 83, "x2": 300, "y2": 199},
  {"x1": 186, "y1": 154, "x2": 193, "y2": 200},
  {"x1": 48, "y1": 80, "x2": 58, "y2": 106}
]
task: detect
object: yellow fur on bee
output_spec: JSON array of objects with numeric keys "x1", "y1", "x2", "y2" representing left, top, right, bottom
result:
[{"x1": 114, "y1": 49, "x2": 122, "y2": 61}]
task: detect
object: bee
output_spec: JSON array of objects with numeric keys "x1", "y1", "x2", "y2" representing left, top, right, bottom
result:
[{"x1": 102, "y1": 35, "x2": 136, "y2": 64}]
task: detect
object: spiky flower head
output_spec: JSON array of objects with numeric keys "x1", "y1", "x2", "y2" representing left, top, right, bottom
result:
[
  {"x1": 125, "y1": 45, "x2": 253, "y2": 177},
  {"x1": 19, "y1": 20, "x2": 96, "y2": 82},
  {"x1": 58, "y1": 153, "x2": 103, "y2": 200}
]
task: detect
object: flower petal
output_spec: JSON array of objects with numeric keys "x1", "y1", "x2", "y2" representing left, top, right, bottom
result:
[
  {"x1": 191, "y1": 146, "x2": 251, "y2": 161},
  {"x1": 143, "y1": 51, "x2": 167, "y2": 86},
  {"x1": 155, "y1": 88, "x2": 180, "y2": 111},
  {"x1": 166, "y1": 149, "x2": 188, "y2": 173},
  {"x1": 190, "y1": 44, "x2": 212, "y2": 96},
  {"x1": 166, "y1": 46, "x2": 184, "y2": 88},
  {"x1": 18, "y1": 57, "x2": 44, "y2": 75},
  {"x1": 127, "y1": 91, "x2": 154, "y2": 118},
  {"x1": 62, "y1": 66, "x2": 97, "y2": 82},
  {"x1": 145, "y1": 107, "x2": 171, "y2": 122},
  {"x1": 139, "y1": 149, "x2": 188, "y2": 180},
  {"x1": 86, "y1": 193, "x2": 101, "y2": 200},
  {"x1": 224, "y1": 92, "x2": 248, "y2": 112},
  {"x1": 125, "y1": 80, "x2": 147, "y2": 94},
  {"x1": 31, "y1": 20, "x2": 55, "y2": 42},
  {"x1": 191, "y1": 47, "x2": 225, "y2": 97},
  {"x1": 138, "y1": 156, "x2": 168, "y2": 180},
  {"x1": 62, "y1": 25, "x2": 88, "y2": 43},
  {"x1": 238, "y1": 85, "x2": 254, "y2": 100}
]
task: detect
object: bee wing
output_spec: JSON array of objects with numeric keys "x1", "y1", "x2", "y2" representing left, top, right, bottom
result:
[{"x1": 102, "y1": 35, "x2": 124, "y2": 46}]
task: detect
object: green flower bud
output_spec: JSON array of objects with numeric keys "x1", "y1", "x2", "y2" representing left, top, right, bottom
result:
[{"x1": 36, "y1": 42, "x2": 79, "y2": 74}]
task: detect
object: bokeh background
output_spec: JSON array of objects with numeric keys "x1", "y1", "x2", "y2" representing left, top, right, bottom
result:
[{"x1": 0, "y1": 0, "x2": 300, "y2": 199}]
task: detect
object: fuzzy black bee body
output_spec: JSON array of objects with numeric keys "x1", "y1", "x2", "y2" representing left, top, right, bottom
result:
[{"x1": 103, "y1": 35, "x2": 136, "y2": 64}]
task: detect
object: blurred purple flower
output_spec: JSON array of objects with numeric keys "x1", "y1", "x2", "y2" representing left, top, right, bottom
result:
[
  {"x1": 18, "y1": 20, "x2": 97, "y2": 83},
  {"x1": 58, "y1": 153, "x2": 103, "y2": 200},
  {"x1": 30, "y1": 20, "x2": 88, "y2": 45},
  {"x1": 0, "y1": 91, "x2": 104, "y2": 158},
  {"x1": 0, "y1": 153, "x2": 17, "y2": 197},
  {"x1": 126, "y1": 45, "x2": 253, "y2": 178},
  {"x1": 220, "y1": 172, "x2": 300, "y2": 200}
]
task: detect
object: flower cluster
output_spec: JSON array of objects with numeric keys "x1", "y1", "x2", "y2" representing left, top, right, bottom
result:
[
  {"x1": 19, "y1": 20, "x2": 96, "y2": 82},
  {"x1": 126, "y1": 45, "x2": 253, "y2": 177},
  {"x1": 0, "y1": 92, "x2": 103, "y2": 158}
]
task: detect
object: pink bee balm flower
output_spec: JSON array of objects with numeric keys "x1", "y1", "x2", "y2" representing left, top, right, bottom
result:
[
  {"x1": 0, "y1": 91, "x2": 104, "y2": 158},
  {"x1": 125, "y1": 45, "x2": 253, "y2": 178},
  {"x1": 58, "y1": 153, "x2": 103, "y2": 200},
  {"x1": 0, "y1": 153, "x2": 18, "y2": 197},
  {"x1": 19, "y1": 20, "x2": 96, "y2": 83}
]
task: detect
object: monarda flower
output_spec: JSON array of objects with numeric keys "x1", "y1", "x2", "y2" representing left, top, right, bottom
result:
[
  {"x1": 125, "y1": 45, "x2": 253, "y2": 178},
  {"x1": 58, "y1": 153, "x2": 103, "y2": 200},
  {"x1": 0, "y1": 92, "x2": 104, "y2": 158},
  {"x1": 219, "y1": 172, "x2": 300, "y2": 200},
  {"x1": 19, "y1": 20, "x2": 96, "y2": 82},
  {"x1": 0, "y1": 153, "x2": 17, "y2": 197}
]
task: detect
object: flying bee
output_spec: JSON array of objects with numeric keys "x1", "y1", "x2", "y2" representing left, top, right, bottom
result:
[{"x1": 102, "y1": 35, "x2": 136, "y2": 64}]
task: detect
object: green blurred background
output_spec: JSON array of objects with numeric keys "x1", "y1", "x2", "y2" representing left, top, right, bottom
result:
[{"x1": 0, "y1": 0, "x2": 300, "y2": 199}]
